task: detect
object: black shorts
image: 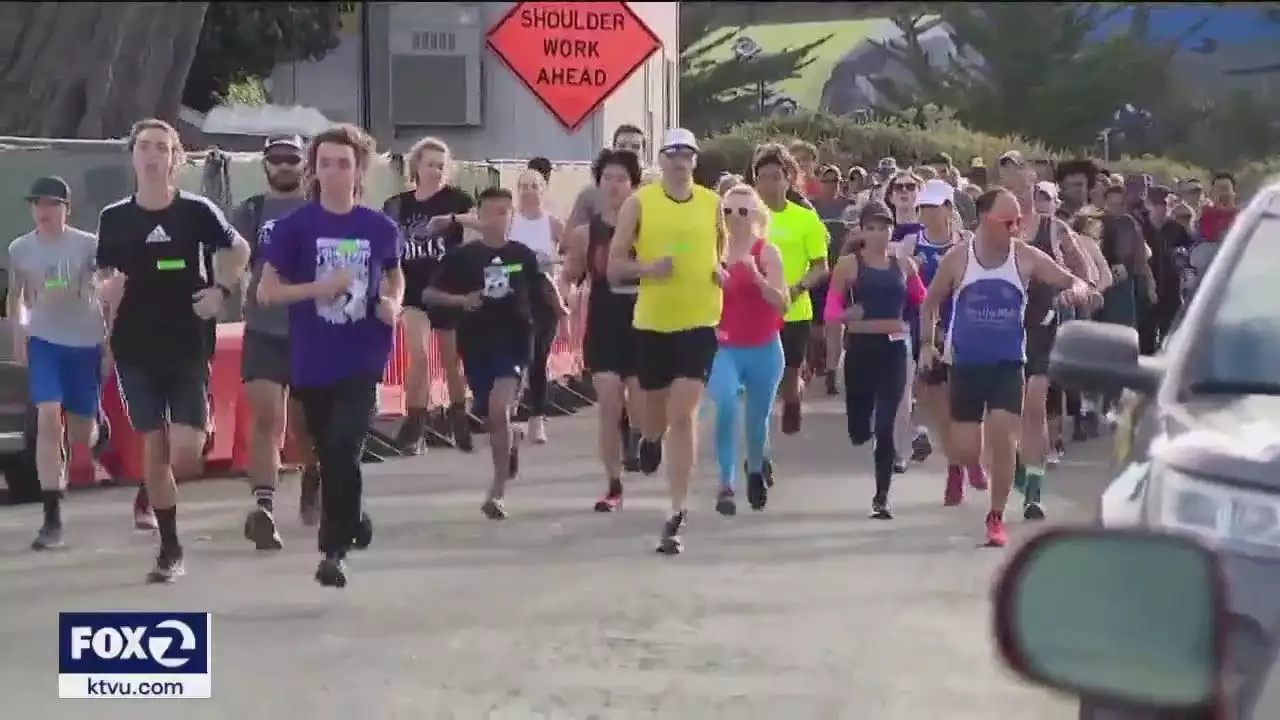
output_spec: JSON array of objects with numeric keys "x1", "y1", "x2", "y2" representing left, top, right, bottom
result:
[
  {"x1": 634, "y1": 327, "x2": 718, "y2": 391},
  {"x1": 241, "y1": 330, "x2": 291, "y2": 386},
  {"x1": 461, "y1": 348, "x2": 528, "y2": 419},
  {"x1": 584, "y1": 313, "x2": 639, "y2": 379},
  {"x1": 116, "y1": 360, "x2": 210, "y2": 433},
  {"x1": 779, "y1": 321, "x2": 812, "y2": 369},
  {"x1": 949, "y1": 362, "x2": 1024, "y2": 423},
  {"x1": 1024, "y1": 325, "x2": 1057, "y2": 377}
]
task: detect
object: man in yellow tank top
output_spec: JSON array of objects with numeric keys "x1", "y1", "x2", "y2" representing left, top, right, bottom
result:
[{"x1": 607, "y1": 128, "x2": 724, "y2": 555}]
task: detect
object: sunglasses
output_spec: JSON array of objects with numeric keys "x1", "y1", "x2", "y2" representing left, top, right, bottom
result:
[
  {"x1": 892, "y1": 183, "x2": 918, "y2": 193},
  {"x1": 662, "y1": 148, "x2": 696, "y2": 160},
  {"x1": 722, "y1": 207, "x2": 751, "y2": 217},
  {"x1": 265, "y1": 155, "x2": 301, "y2": 167}
]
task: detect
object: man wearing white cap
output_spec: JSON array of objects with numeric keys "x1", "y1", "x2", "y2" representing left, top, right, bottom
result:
[
  {"x1": 608, "y1": 127, "x2": 724, "y2": 555},
  {"x1": 1014, "y1": 179, "x2": 1095, "y2": 521}
]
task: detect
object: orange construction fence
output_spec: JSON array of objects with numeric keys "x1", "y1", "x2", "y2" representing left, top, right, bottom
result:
[{"x1": 71, "y1": 290, "x2": 590, "y2": 488}]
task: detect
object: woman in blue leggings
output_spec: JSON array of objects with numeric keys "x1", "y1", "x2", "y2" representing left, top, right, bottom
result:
[{"x1": 707, "y1": 185, "x2": 788, "y2": 515}]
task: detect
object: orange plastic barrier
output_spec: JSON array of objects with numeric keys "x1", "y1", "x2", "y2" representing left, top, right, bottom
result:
[{"x1": 88, "y1": 297, "x2": 590, "y2": 485}]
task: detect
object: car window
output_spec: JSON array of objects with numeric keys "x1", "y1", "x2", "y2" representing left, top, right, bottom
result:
[{"x1": 1196, "y1": 215, "x2": 1280, "y2": 389}]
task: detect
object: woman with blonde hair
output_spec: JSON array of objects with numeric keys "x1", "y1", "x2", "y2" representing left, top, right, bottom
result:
[
  {"x1": 706, "y1": 184, "x2": 789, "y2": 515},
  {"x1": 508, "y1": 168, "x2": 568, "y2": 444}
]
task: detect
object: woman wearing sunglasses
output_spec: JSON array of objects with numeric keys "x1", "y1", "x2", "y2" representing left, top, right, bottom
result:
[
  {"x1": 824, "y1": 200, "x2": 924, "y2": 519},
  {"x1": 705, "y1": 185, "x2": 788, "y2": 515},
  {"x1": 884, "y1": 172, "x2": 933, "y2": 471}
]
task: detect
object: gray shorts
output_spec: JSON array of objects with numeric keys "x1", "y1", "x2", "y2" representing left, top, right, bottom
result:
[{"x1": 241, "y1": 330, "x2": 292, "y2": 386}]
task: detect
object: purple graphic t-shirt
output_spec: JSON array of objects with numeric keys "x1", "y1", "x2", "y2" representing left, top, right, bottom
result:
[{"x1": 263, "y1": 203, "x2": 402, "y2": 388}]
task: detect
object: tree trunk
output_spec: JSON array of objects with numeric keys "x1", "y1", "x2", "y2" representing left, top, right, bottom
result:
[{"x1": 0, "y1": 2, "x2": 209, "y2": 139}]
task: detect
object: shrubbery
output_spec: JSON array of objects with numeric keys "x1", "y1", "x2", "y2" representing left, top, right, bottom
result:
[{"x1": 698, "y1": 107, "x2": 1214, "y2": 189}]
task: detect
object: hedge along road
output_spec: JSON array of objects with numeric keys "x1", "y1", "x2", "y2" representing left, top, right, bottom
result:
[{"x1": 0, "y1": 393, "x2": 1111, "y2": 718}]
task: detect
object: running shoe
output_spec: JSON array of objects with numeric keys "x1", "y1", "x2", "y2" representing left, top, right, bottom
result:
[
  {"x1": 746, "y1": 471, "x2": 768, "y2": 511},
  {"x1": 394, "y1": 413, "x2": 426, "y2": 455},
  {"x1": 910, "y1": 430, "x2": 933, "y2": 462},
  {"x1": 781, "y1": 401, "x2": 802, "y2": 435},
  {"x1": 1023, "y1": 475, "x2": 1046, "y2": 521},
  {"x1": 450, "y1": 403, "x2": 474, "y2": 453},
  {"x1": 481, "y1": 497, "x2": 508, "y2": 520},
  {"x1": 943, "y1": 465, "x2": 965, "y2": 506},
  {"x1": 983, "y1": 511, "x2": 1008, "y2": 548},
  {"x1": 870, "y1": 496, "x2": 893, "y2": 520},
  {"x1": 655, "y1": 511, "x2": 687, "y2": 555},
  {"x1": 593, "y1": 478, "x2": 623, "y2": 512},
  {"x1": 622, "y1": 430, "x2": 641, "y2": 473},
  {"x1": 715, "y1": 487, "x2": 737, "y2": 516},
  {"x1": 299, "y1": 467, "x2": 321, "y2": 527},
  {"x1": 1046, "y1": 444, "x2": 1063, "y2": 467},
  {"x1": 353, "y1": 512, "x2": 374, "y2": 549},
  {"x1": 638, "y1": 437, "x2": 663, "y2": 475},
  {"x1": 893, "y1": 457, "x2": 909, "y2": 474},
  {"x1": 243, "y1": 507, "x2": 283, "y2": 551},
  {"x1": 967, "y1": 464, "x2": 989, "y2": 491},
  {"x1": 146, "y1": 546, "x2": 185, "y2": 583},
  {"x1": 745, "y1": 459, "x2": 776, "y2": 488},
  {"x1": 529, "y1": 416, "x2": 548, "y2": 444},
  {"x1": 824, "y1": 370, "x2": 838, "y2": 396},
  {"x1": 315, "y1": 555, "x2": 347, "y2": 588},
  {"x1": 31, "y1": 523, "x2": 64, "y2": 551},
  {"x1": 133, "y1": 489, "x2": 156, "y2": 530}
]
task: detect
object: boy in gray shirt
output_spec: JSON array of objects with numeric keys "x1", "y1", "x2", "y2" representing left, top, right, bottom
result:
[{"x1": 6, "y1": 176, "x2": 105, "y2": 550}]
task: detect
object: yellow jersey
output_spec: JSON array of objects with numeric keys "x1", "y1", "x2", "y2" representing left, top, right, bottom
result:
[{"x1": 631, "y1": 183, "x2": 722, "y2": 332}]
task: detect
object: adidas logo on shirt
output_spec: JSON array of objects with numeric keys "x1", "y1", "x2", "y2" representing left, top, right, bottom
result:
[{"x1": 145, "y1": 225, "x2": 171, "y2": 244}]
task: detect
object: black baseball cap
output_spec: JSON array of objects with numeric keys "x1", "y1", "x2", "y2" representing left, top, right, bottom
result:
[
  {"x1": 26, "y1": 176, "x2": 70, "y2": 203},
  {"x1": 860, "y1": 200, "x2": 894, "y2": 226},
  {"x1": 263, "y1": 134, "x2": 304, "y2": 153}
]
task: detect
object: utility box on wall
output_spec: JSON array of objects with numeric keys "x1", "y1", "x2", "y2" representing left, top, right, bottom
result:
[{"x1": 386, "y1": 3, "x2": 484, "y2": 128}]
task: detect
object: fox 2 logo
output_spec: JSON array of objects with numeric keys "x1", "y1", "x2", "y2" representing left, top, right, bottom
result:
[{"x1": 59, "y1": 612, "x2": 211, "y2": 675}]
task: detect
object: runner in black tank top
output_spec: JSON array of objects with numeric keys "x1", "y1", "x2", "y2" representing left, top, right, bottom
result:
[
  {"x1": 1019, "y1": 213, "x2": 1064, "y2": 522},
  {"x1": 560, "y1": 148, "x2": 644, "y2": 512}
]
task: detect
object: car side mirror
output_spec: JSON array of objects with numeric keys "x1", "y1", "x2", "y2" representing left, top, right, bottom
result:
[
  {"x1": 993, "y1": 528, "x2": 1227, "y2": 713},
  {"x1": 1050, "y1": 320, "x2": 1163, "y2": 395}
]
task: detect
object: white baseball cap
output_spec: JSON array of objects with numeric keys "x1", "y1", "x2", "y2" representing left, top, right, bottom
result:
[
  {"x1": 915, "y1": 179, "x2": 954, "y2": 208},
  {"x1": 1034, "y1": 180, "x2": 1060, "y2": 202},
  {"x1": 659, "y1": 128, "x2": 698, "y2": 153}
]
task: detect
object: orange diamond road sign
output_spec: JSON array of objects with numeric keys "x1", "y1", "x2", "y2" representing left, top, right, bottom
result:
[{"x1": 487, "y1": 1, "x2": 662, "y2": 131}]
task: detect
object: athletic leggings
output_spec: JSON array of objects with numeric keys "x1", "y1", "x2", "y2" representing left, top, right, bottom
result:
[
  {"x1": 526, "y1": 315, "x2": 559, "y2": 416},
  {"x1": 844, "y1": 334, "x2": 909, "y2": 500},
  {"x1": 706, "y1": 337, "x2": 785, "y2": 489}
]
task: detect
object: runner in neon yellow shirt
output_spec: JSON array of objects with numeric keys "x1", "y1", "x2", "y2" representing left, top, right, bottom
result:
[{"x1": 753, "y1": 144, "x2": 829, "y2": 434}]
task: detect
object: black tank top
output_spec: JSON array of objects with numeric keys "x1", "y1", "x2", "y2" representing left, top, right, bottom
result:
[
  {"x1": 586, "y1": 213, "x2": 637, "y2": 319},
  {"x1": 1025, "y1": 216, "x2": 1059, "y2": 327}
]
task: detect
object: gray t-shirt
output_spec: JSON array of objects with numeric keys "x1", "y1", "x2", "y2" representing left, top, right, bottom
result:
[
  {"x1": 232, "y1": 194, "x2": 308, "y2": 336},
  {"x1": 568, "y1": 184, "x2": 600, "y2": 229},
  {"x1": 8, "y1": 227, "x2": 104, "y2": 348}
]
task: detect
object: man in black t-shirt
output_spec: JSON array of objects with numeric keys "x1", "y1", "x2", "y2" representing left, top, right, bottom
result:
[
  {"x1": 425, "y1": 187, "x2": 566, "y2": 521},
  {"x1": 381, "y1": 137, "x2": 475, "y2": 453},
  {"x1": 96, "y1": 118, "x2": 250, "y2": 583}
]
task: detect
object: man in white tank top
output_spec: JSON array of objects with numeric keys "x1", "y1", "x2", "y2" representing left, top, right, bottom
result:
[{"x1": 920, "y1": 188, "x2": 1098, "y2": 548}]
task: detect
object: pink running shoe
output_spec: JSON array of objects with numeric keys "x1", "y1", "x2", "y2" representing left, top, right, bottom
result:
[
  {"x1": 133, "y1": 489, "x2": 157, "y2": 530},
  {"x1": 984, "y1": 511, "x2": 1008, "y2": 547},
  {"x1": 943, "y1": 465, "x2": 965, "y2": 506},
  {"x1": 967, "y1": 464, "x2": 989, "y2": 491}
]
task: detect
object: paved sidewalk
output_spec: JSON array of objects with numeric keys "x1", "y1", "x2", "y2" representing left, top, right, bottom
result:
[{"x1": 0, "y1": 393, "x2": 1115, "y2": 718}]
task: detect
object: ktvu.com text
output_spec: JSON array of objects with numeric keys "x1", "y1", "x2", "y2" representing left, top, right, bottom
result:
[{"x1": 59, "y1": 674, "x2": 211, "y2": 699}]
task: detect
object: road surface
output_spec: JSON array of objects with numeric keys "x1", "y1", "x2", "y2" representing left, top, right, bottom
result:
[{"x1": 0, "y1": 393, "x2": 1115, "y2": 718}]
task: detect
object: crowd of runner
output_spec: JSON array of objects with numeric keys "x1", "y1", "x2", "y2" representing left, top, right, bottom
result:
[{"x1": 5, "y1": 118, "x2": 1237, "y2": 586}]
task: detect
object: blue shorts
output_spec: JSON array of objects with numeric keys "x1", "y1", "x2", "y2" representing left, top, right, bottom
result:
[
  {"x1": 462, "y1": 351, "x2": 526, "y2": 419},
  {"x1": 28, "y1": 337, "x2": 102, "y2": 417}
]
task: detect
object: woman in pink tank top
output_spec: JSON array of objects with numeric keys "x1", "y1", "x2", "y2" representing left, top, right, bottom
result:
[{"x1": 707, "y1": 185, "x2": 788, "y2": 516}]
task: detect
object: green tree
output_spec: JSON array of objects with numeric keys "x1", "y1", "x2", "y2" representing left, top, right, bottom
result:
[
  {"x1": 184, "y1": 2, "x2": 352, "y2": 112},
  {"x1": 870, "y1": 3, "x2": 1207, "y2": 150},
  {"x1": 679, "y1": 2, "x2": 832, "y2": 136}
]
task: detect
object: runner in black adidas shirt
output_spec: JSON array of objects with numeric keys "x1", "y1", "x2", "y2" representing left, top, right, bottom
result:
[
  {"x1": 561, "y1": 148, "x2": 643, "y2": 512},
  {"x1": 381, "y1": 137, "x2": 474, "y2": 453},
  {"x1": 97, "y1": 118, "x2": 250, "y2": 583},
  {"x1": 425, "y1": 187, "x2": 567, "y2": 520}
]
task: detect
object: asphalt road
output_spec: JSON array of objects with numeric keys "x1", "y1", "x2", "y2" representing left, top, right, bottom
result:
[{"x1": 0, "y1": 393, "x2": 1117, "y2": 719}]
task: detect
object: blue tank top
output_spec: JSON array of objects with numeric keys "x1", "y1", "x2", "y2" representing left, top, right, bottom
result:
[
  {"x1": 849, "y1": 253, "x2": 907, "y2": 322},
  {"x1": 893, "y1": 223, "x2": 924, "y2": 349},
  {"x1": 915, "y1": 234, "x2": 954, "y2": 330},
  {"x1": 946, "y1": 241, "x2": 1027, "y2": 365}
]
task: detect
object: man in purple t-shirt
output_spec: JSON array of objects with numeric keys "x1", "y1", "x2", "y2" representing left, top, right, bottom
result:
[{"x1": 258, "y1": 124, "x2": 403, "y2": 589}]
